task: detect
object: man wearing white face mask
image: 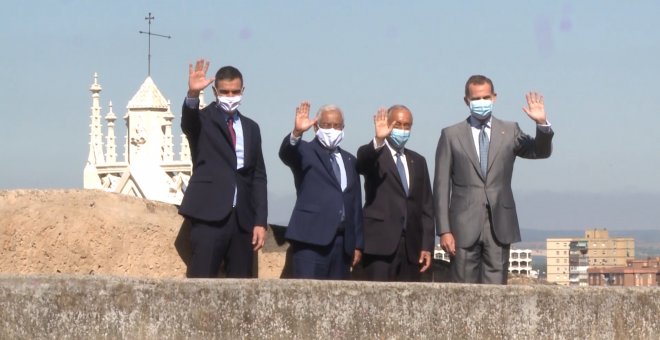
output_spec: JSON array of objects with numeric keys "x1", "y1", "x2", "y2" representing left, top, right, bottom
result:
[
  {"x1": 356, "y1": 105, "x2": 435, "y2": 282},
  {"x1": 433, "y1": 75, "x2": 554, "y2": 284},
  {"x1": 179, "y1": 59, "x2": 267, "y2": 279},
  {"x1": 279, "y1": 101, "x2": 364, "y2": 280}
]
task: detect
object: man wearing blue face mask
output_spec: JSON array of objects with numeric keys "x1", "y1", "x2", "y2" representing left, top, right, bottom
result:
[
  {"x1": 356, "y1": 105, "x2": 435, "y2": 282},
  {"x1": 179, "y1": 59, "x2": 267, "y2": 278},
  {"x1": 279, "y1": 101, "x2": 364, "y2": 279},
  {"x1": 433, "y1": 75, "x2": 554, "y2": 284}
]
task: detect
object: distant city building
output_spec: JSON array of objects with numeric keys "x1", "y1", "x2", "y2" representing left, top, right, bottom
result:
[
  {"x1": 588, "y1": 257, "x2": 659, "y2": 287},
  {"x1": 433, "y1": 247, "x2": 536, "y2": 278},
  {"x1": 546, "y1": 229, "x2": 635, "y2": 286},
  {"x1": 83, "y1": 74, "x2": 199, "y2": 204},
  {"x1": 546, "y1": 238, "x2": 572, "y2": 285}
]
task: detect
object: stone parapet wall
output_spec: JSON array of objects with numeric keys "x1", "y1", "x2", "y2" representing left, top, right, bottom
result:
[{"x1": 1, "y1": 275, "x2": 658, "y2": 339}]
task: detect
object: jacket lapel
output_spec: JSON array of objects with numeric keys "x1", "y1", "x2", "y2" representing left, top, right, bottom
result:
[
  {"x1": 457, "y1": 119, "x2": 484, "y2": 181},
  {"x1": 404, "y1": 150, "x2": 414, "y2": 194},
  {"x1": 383, "y1": 145, "x2": 410, "y2": 196},
  {"x1": 238, "y1": 112, "x2": 249, "y2": 161},
  {"x1": 487, "y1": 117, "x2": 504, "y2": 174},
  {"x1": 313, "y1": 139, "x2": 341, "y2": 189},
  {"x1": 208, "y1": 104, "x2": 234, "y2": 148}
]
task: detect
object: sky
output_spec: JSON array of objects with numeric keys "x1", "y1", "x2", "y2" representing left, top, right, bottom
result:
[{"x1": 1, "y1": 1, "x2": 659, "y2": 230}]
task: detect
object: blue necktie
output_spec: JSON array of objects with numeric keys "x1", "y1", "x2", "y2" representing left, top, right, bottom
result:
[
  {"x1": 329, "y1": 151, "x2": 345, "y2": 221},
  {"x1": 396, "y1": 152, "x2": 409, "y2": 196},
  {"x1": 329, "y1": 152, "x2": 341, "y2": 186},
  {"x1": 479, "y1": 123, "x2": 489, "y2": 177}
]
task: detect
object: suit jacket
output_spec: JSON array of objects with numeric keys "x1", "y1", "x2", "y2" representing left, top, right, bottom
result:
[
  {"x1": 433, "y1": 116, "x2": 553, "y2": 247},
  {"x1": 279, "y1": 135, "x2": 364, "y2": 255},
  {"x1": 357, "y1": 141, "x2": 435, "y2": 262},
  {"x1": 178, "y1": 101, "x2": 267, "y2": 232}
]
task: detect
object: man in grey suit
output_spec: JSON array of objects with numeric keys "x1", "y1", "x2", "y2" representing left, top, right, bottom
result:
[{"x1": 433, "y1": 75, "x2": 554, "y2": 284}]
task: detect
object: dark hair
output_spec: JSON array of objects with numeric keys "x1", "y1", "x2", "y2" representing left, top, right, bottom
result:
[
  {"x1": 464, "y1": 75, "x2": 494, "y2": 98},
  {"x1": 215, "y1": 66, "x2": 243, "y2": 86}
]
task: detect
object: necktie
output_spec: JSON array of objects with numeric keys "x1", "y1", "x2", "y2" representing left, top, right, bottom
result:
[
  {"x1": 396, "y1": 152, "x2": 409, "y2": 196},
  {"x1": 329, "y1": 151, "x2": 345, "y2": 221},
  {"x1": 329, "y1": 151, "x2": 341, "y2": 186},
  {"x1": 479, "y1": 123, "x2": 489, "y2": 177},
  {"x1": 227, "y1": 116, "x2": 236, "y2": 148}
]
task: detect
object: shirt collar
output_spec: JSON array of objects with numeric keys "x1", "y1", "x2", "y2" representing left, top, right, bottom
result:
[
  {"x1": 385, "y1": 139, "x2": 405, "y2": 156},
  {"x1": 222, "y1": 110, "x2": 240, "y2": 122},
  {"x1": 469, "y1": 115, "x2": 491, "y2": 129}
]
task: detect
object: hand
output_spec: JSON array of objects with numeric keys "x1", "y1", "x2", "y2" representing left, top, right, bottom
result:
[
  {"x1": 293, "y1": 101, "x2": 317, "y2": 137},
  {"x1": 440, "y1": 233, "x2": 456, "y2": 257},
  {"x1": 252, "y1": 226, "x2": 267, "y2": 251},
  {"x1": 522, "y1": 91, "x2": 547, "y2": 124},
  {"x1": 419, "y1": 250, "x2": 432, "y2": 273},
  {"x1": 373, "y1": 108, "x2": 394, "y2": 146},
  {"x1": 352, "y1": 249, "x2": 362, "y2": 267},
  {"x1": 188, "y1": 59, "x2": 215, "y2": 98}
]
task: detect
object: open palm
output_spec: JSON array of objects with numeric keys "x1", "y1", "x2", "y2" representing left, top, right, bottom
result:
[
  {"x1": 522, "y1": 92, "x2": 547, "y2": 124},
  {"x1": 188, "y1": 59, "x2": 215, "y2": 97}
]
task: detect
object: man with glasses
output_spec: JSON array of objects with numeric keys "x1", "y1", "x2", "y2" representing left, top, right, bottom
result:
[
  {"x1": 279, "y1": 101, "x2": 363, "y2": 279},
  {"x1": 179, "y1": 59, "x2": 267, "y2": 278}
]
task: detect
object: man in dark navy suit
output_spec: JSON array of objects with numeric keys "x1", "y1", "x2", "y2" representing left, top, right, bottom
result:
[
  {"x1": 279, "y1": 101, "x2": 363, "y2": 279},
  {"x1": 179, "y1": 59, "x2": 267, "y2": 278}
]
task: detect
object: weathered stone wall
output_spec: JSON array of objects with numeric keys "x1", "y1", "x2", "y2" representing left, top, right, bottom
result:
[{"x1": 0, "y1": 275, "x2": 658, "y2": 340}]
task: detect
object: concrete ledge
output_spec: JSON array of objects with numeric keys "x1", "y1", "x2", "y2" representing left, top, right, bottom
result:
[{"x1": 0, "y1": 275, "x2": 658, "y2": 339}]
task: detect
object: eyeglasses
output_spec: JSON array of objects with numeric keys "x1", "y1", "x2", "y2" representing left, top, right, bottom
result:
[{"x1": 317, "y1": 123, "x2": 344, "y2": 130}]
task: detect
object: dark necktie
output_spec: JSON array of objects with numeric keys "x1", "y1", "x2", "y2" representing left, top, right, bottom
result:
[
  {"x1": 227, "y1": 116, "x2": 236, "y2": 148},
  {"x1": 329, "y1": 151, "x2": 345, "y2": 221},
  {"x1": 396, "y1": 152, "x2": 409, "y2": 196},
  {"x1": 329, "y1": 151, "x2": 341, "y2": 186},
  {"x1": 479, "y1": 123, "x2": 489, "y2": 177}
]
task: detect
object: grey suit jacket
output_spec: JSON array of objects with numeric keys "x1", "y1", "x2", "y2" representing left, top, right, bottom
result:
[{"x1": 433, "y1": 116, "x2": 554, "y2": 247}]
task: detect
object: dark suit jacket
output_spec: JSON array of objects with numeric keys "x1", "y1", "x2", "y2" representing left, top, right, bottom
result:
[
  {"x1": 279, "y1": 135, "x2": 364, "y2": 255},
  {"x1": 357, "y1": 141, "x2": 435, "y2": 263},
  {"x1": 178, "y1": 101, "x2": 267, "y2": 232},
  {"x1": 433, "y1": 116, "x2": 553, "y2": 247}
]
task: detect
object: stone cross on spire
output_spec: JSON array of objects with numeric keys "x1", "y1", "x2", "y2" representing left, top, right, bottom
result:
[{"x1": 138, "y1": 12, "x2": 171, "y2": 76}]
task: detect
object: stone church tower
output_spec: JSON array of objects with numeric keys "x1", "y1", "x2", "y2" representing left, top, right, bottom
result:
[{"x1": 83, "y1": 73, "x2": 203, "y2": 204}]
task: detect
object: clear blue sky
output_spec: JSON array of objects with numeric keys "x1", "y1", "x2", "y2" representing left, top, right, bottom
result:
[{"x1": 1, "y1": 1, "x2": 659, "y2": 229}]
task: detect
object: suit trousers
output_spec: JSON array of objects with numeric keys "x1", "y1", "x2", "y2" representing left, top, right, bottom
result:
[
  {"x1": 290, "y1": 228, "x2": 350, "y2": 280},
  {"x1": 188, "y1": 209, "x2": 254, "y2": 278},
  {"x1": 363, "y1": 234, "x2": 421, "y2": 282},
  {"x1": 451, "y1": 206, "x2": 510, "y2": 284}
]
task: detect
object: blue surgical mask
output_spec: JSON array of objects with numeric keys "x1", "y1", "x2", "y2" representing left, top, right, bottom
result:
[
  {"x1": 388, "y1": 128, "x2": 410, "y2": 150},
  {"x1": 469, "y1": 99, "x2": 493, "y2": 120}
]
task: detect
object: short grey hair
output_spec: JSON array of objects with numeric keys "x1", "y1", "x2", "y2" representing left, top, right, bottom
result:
[
  {"x1": 316, "y1": 104, "x2": 344, "y2": 120},
  {"x1": 387, "y1": 104, "x2": 411, "y2": 119}
]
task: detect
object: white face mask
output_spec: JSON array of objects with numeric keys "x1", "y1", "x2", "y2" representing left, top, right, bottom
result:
[
  {"x1": 217, "y1": 95, "x2": 242, "y2": 112},
  {"x1": 315, "y1": 127, "x2": 344, "y2": 150}
]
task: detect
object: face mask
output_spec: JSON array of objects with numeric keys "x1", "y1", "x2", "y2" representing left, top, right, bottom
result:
[
  {"x1": 388, "y1": 128, "x2": 410, "y2": 150},
  {"x1": 316, "y1": 127, "x2": 344, "y2": 150},
  {"x1": 469, "y1": 99, "x2": 493, "y2": 120},
  {"x1": 217, "y1": 95, "x2": 242, "y2": 112}
]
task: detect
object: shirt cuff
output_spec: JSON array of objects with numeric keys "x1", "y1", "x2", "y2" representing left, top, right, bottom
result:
[
  {"x1": 537, "y1": 120, "x2": 552, "y2": 133},
  {"x1": 184, "y1": 97, "x2": 200, "y2": 109},
  {"x1": 372, "y1": 137, "x2": 385, "y2": 150},
  {"x1": 289, "y1": 132, "x2": 301, "y2": 145}
]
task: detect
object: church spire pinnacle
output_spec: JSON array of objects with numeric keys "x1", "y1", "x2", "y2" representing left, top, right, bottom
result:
[{"x1": 87, "y1": 73, "x2": 104, "y2": 165}]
